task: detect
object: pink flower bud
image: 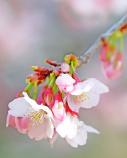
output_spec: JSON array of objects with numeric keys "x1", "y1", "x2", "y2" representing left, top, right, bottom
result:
[
  {"x1": 61, "y1": 63, "x2": 70, "y2": 72},
  {"x1": 102, "y1": 52, "x2": 123, "y2": 80}
]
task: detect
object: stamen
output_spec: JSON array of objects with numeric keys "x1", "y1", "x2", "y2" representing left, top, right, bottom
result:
[
  {"x1": 73, "y1": 92, "x2": 88, "y2": 104},
  {"x1": 29, "y1": 110, "x2": 45, "y2": 125}
]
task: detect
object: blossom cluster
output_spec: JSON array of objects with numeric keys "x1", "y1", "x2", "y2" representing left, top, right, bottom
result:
[
  {"x1": 7, "y1": 54, "x2": 109, "y2": 148},
  {"x1": 99, "y1": 24, "x2": 127, "y2": 79}
]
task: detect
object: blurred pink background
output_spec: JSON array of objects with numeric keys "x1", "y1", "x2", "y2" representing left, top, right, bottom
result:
[{"x1": 0, "y1": 0, "x2": 127, "y2": 158}]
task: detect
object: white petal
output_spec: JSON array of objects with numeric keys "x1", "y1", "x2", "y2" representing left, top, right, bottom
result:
[
  {"x1": 79, "y1": 92, "x2": 100, "y2": 109},
  {"x1": 68, "y1": 91, "x2": 100, "y2": 110},
  {"x1": 40, "y1": 105, "x2": 54, "y2": 120},
  {"x1": 23, "y1": 92, "x2": 54, "y2": 120},
  {"x1": 23, "y1": 92, "x2": 39, "y2": 110},
  {"x1": 71, "y1": 81, "x2": 92, "y2": 95},
  {"x1": 66, "y1": 129, "x2": 87, "y2": 148},
  {"x1": 66, "y1": 85, "x2": 74, "y2": 92},
  {"x1": 66, "y1": 120, "x2": 99, "y2": 148},
  {"x1": 71, "y1": 78, "x2": 109, "y2": 96},
  {"x1": 8, "y1": 97, "x2": 32, "y2": 117},
  {"x1": 87, "y1": 78, "x2": 109, "y2": 94},
  {"x1": 84, "y1": 124, "x2": 100, "y2": 134},
  {"x1": 71, "y1": 82, "x2": 91, "y2": 95},
  {"x1": 66, "y1": 118, "x2": 78, "y2": 139},
  {"x1": 56, "y1": 116, "x2": 70, "y2": 138},
  {"x1": 66, "y1": 120, "x2": 88, "y2": 148},
  {"x1": 75, "y1": 121, "x2": 88, "y2": 145},
  {"x1": 46, "y1": 118, "x2": 54, "y2": 138},
  {"x1": 67, "y1": 95, "x2": 80, "y2": 113},
  {"x1": 66, "y1": 137, "x2": 78, "y2": 148},
  {"x1": 28, "y1": 117, "x2": 54, "y2": 140},
  {"x1": 56, "y1": 73, "x2": 75, "y2": 86},
  {"x1": 56, "y1": 114, "x2": 78, "y2": 139}
]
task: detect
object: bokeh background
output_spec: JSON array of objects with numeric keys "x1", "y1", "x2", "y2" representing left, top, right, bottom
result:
[{"x1": 0, "y1": 0, "x2": 127, "y2": 158}]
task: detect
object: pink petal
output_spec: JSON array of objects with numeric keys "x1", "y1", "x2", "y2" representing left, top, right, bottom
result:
[
  {"x1": 103, "y1": 62, "x2": 123, "y2": 79},
  {"x1": 15, "y1": 117, "x2": 29, "y2": 134},
  {"x1": 49, "y1": 131, "x2": 58, "y2": 145},
  {"x1": 61, "y1": 63, "x2": 70, "y2": 72},
  {"x1": 28, "y1": 118, "x2": 54, "y2": 141},
  {"x1": 56, "y1": 74, "x2": 75, "y2": 92},
  {"x1": 6, "y1": 114, "x2": 16, "y2": 128},
  {"x1": 52, "y1": 101, "x2": 66, "y2": 121}
]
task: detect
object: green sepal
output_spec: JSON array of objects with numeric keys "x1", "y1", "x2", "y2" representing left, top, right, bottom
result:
[
  {"x1": 33, "y1": 81, "x2": 38, "y2": 100},
  {"x1": 69, "y1": 61, "x2": 75, "y2": 74},
  {"x1": 48, "y1": 72, "x2": 56, "y2": 87},
  {"x1": 24, "y1": 82, "x2": 33, "y2": 92},
  {"x1": 52, "y1": 83, "x2": 59, "y2": 94}
]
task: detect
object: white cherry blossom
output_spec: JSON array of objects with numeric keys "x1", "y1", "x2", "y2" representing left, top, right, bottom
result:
[
  {"x1": 8, "y1": 92, "x2": 54, "y2": 139},
  {"x1": 56, "y1": 113, "x2": 99, "y2": 148},
  {"x1": 67, "y1": 78, "x2": 109, "y2": 112}
]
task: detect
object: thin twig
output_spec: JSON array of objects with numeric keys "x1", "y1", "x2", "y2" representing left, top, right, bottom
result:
[{"x1": 79, "y1": 14, "x2": 127, "y2": 65}]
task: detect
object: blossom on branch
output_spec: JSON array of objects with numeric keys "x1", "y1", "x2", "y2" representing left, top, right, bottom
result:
[
  {"x1": 56, "y1": 73, "x2": 75, "y2": 93},
  {"x1": 67, "y1": 78, "x2": 109, "y2": 112},
  {"x1": 7, "y1": 54, "x2": 109, "y2": 148},
  {"x1": 56, "y1": 113, "x2": 99, "y2": 148},
  {"x1": 100, "y1": 35, "x2": 124, "y2": 79},
  {"x1": 7, "y1": 92, "x2": 54, "y2": 140}
]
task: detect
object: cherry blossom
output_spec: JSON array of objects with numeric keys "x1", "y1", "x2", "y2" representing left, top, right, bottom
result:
[
  {"x1": 56, "y1": 113, "x2": 99, "y2": 148},
  {"x1": 67, "y1": 78, "x2": 109, "y2": 112},
  {"x1": 101, "y1": 52, "x2": 123, "y2": 80},
  {"x1": 56, "y1": 73, "x2": 75, "y2": 93},
  {"x1": 6, "y1": 53, "x2": 110, "y2": 147},
  {"x1": 100, "y1": 38, "x2": 124, "y2": 80},
  {"x1": 7, "y1": 92, "x2": 54, "y2": 140}
]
